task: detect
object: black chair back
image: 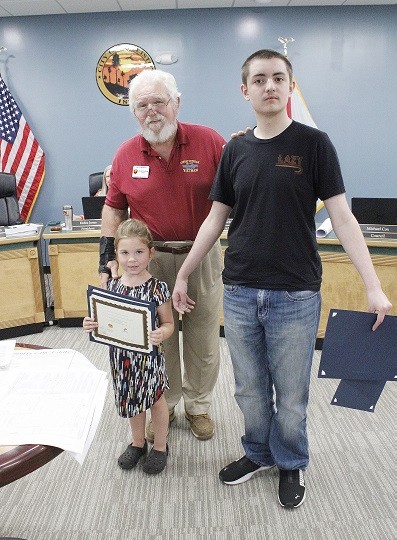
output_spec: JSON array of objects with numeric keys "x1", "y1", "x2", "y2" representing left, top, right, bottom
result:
[
  {"x1": 89, "y1": 172, "x2": 104, "y2": 196},
  {"x1": 0, "y1": 172, "x2": 23, "y2": 226}
]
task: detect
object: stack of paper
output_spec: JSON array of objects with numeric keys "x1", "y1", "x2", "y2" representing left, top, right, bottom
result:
[
  {"x1": 0, "y1": 339, "x2": 16, "y2": 369},
  {"x1": 0, "y1": 347, "x2": 108, "y2": 464},
  {"x1": 4, "y1": 223, "x2": 40, "y2": 237}
]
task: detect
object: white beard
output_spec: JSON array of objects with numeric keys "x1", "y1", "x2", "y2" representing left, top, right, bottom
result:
[{"x1": 141, "y1": 115, "x2": 178, "y2": 145}]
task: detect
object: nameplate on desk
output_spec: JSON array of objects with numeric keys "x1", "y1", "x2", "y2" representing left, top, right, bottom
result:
[
  {"x1": 360, "y1": 224, "x2": 397, "y2": 239},
  {"x1": 360, "y1": 224, "x2": 397, "y2": 234},
  {"x1": 362, "y1": 232, "x2": 397, "y2": 240},
  {"x1": 72, "y1": 219, "x2": 101, "y2": 231}
]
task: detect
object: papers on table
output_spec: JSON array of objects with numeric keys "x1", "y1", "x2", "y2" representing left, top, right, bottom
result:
[
  {"x1": 316, "y1": 218, "x2": 333, "y2": 238},
  {"x1": 3, "y1": 223, "x2": 40, "y2": 237},
  {"x1": 0, "y1": 348, "x2": 108, "y2": 464},
  {"x1": 87, "y1": 285, "x2": 156, "y2": 355},
  {"x1": 0, "y1": 339, "x2": 16, "y2": 369},
  {"x1": 318, "y1": 309, "x2": 397, "y2": 412}
]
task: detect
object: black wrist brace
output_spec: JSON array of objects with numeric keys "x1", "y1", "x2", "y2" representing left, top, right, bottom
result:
[{"x1": 98, "y1": 236, "x2": 115, "y2": 275}]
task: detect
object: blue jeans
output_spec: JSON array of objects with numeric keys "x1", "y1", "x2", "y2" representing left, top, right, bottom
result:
[{"x1": 223, "y1": 285, "x2": 321, "y2": 471}]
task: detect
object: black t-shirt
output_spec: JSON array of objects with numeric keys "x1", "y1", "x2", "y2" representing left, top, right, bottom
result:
[{"x1": 210, "y1": 121, "x2": 345, "y2": 291}]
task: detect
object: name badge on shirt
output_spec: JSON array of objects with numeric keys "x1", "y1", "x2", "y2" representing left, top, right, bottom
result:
[{"x1": 132, "y1": 166, "x2": 150, "y2": 179}]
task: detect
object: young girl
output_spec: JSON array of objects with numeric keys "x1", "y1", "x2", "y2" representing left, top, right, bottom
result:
[{"x1": 83, "y1": 218, "x2": 174, "y2": 474}]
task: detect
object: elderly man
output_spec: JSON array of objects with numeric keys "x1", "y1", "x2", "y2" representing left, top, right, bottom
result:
[{"x1": 99, "y1": 69, "x2": 225, "y2": 442}]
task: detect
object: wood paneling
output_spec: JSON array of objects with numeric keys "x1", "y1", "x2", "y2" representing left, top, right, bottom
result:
[{"x1": 0, "y1": 236, "x2": 45, "y2": 330}]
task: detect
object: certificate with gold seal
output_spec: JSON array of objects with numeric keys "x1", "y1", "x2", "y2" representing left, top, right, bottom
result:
[{"x1": 87, "y1": 285, "x2": 156, "y2": 355}]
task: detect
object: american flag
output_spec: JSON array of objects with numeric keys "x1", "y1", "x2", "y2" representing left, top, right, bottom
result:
[
  {"x1": 287, "y1": 81, "x2": 317, "y2": 128},
  {"x1": 0, "y1": 74, "x2": 45, "y2": 222}
]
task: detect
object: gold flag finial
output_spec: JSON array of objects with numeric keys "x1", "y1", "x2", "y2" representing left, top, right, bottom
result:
[{"x1": 278, "y1": 37, "x2": 295, "y2": 57}]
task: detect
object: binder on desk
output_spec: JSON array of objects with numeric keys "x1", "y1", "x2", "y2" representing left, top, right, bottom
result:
[
  {"x1": 318, "y1": 309, "x2": 397, "y2": 412},
  {"x1": 87, "y1": 285, "x2": 156, "y2": 356}
]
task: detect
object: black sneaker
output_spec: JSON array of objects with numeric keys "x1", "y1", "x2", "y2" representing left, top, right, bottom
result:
[
  {"x1": 278, "y1": 469, "x2": 306, "y2": 508},
  {"x1": 219, "y1": 456, "x2": 274, "y2": 485}
]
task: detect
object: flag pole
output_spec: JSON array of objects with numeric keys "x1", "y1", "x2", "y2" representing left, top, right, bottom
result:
[{"x1": 278, "y1": 36, "x2": 294, "y2": 58}]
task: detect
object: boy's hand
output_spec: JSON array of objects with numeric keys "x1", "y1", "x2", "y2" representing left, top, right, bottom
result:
[
  {"x1": 367, "y1": 289, "x2": 392, "y2": 331},
  {"x1": 172, "y1": 277, "x2": 196, "y2": 314}
]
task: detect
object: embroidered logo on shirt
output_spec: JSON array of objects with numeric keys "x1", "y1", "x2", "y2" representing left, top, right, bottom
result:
[
  {"x1": 181, "y1": 160, "x2": 199, "y2": 173},
  {"x1": 276, "y1": 154, "x2": 303, "y2": 175}
]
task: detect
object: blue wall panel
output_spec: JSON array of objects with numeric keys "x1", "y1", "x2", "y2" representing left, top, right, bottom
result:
[{"x1": 0, "y1": 6, "x2": 395, "y2": 224}]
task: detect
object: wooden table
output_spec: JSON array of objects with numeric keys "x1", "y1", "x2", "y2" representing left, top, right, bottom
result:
[
  {"x1": 0, "y1": 444, "x2": 63, "y2": 488},
  {"x1": 0, "y1": 231, "x2": 46, "y2": 339},
  {"x1": 42, "y1": 226, "x2": 101, "y2": 326},
  {"x1": 0, "y1": 344, "x2": 63, "y2": 488}
]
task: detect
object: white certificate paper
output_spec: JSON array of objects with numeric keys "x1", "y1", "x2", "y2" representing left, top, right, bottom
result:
[{"x1": 87, "y1": 286, "x2": 156, "y2": 355}]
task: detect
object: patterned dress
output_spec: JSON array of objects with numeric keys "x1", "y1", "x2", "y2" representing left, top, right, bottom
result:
[{"x1": 108, "y1": 276, "x2": 170, "y2": 418}]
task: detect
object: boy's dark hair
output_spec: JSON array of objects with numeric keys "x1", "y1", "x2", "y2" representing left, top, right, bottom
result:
[{"x1": 241, "y1": 49, "x2": 293, "y2": 85}]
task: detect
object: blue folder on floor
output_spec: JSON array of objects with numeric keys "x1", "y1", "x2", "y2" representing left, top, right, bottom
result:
[{"x1": 318, "y1": 310, "x2": 397, "y2": 412}]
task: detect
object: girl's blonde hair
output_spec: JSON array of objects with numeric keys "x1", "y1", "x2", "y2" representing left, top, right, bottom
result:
[{"x1": 115, "y1": 218, "x2": 154, "y2": 250}]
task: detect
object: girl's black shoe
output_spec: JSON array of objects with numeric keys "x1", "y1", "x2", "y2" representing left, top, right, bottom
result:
[
  {"x1": 142, "y1": 444, "x2": 169, "y2": 474},
  {"x1": 118, "y1": 441, "x2": 148, "y2": 470}
]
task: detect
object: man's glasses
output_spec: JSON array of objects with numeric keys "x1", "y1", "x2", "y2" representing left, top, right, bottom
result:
[{"x1": 134, "y1": 98, "x2": 171, "y2": 117}]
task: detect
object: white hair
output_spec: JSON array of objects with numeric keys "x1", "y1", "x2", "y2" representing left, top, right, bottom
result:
[{"x1": 128, "y1": 69, "x2": 181, "y2": 114}]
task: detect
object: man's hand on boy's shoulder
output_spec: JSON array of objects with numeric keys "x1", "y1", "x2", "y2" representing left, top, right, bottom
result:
[{"x1": 230, "y1": 127, "x2": 252, "y2": 139}]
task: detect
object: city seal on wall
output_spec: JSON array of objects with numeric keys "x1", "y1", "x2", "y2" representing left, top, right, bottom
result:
[{"x1": 96, "y1": 43, "x2": 155, "y2": 106}]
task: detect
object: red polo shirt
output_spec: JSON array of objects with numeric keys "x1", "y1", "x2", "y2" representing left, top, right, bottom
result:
[{"x1": 105, "y1": 122, "x2": 226, "y2": 241}]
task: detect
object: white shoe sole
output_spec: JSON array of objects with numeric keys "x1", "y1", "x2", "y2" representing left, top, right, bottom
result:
[{"x1": 222, "y1": 464, "x2": 275, "y2": 485}]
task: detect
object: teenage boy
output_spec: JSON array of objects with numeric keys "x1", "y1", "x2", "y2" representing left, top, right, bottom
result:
[{"x1": 172, "y1": 49, "x2": 392, "y2": 508}]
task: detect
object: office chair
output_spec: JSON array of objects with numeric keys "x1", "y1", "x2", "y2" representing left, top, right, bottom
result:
[
  {"x1": 88, "y1": 172, "x2": 104, "y2": 197},
  {"x1": 0, "y1": 172, "x2": 23, "y2": 226}
]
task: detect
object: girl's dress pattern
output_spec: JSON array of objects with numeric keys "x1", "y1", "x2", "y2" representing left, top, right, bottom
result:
[{"x1": 108, "y1": 276, "x2": 170, "y2": 418}]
